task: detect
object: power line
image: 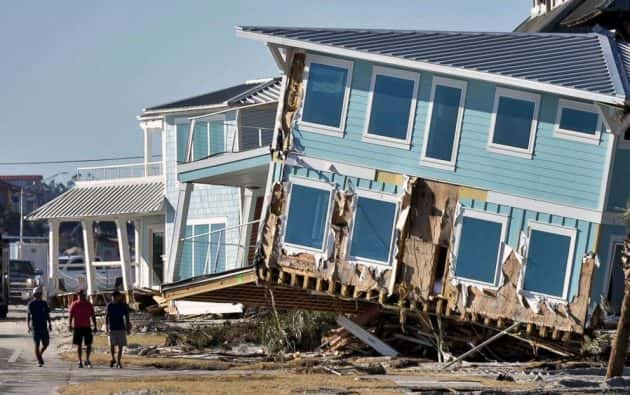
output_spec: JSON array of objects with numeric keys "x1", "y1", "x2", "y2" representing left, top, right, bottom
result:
[{"x1": 0, "y1": 155, "x2": 151, "y2": 166}]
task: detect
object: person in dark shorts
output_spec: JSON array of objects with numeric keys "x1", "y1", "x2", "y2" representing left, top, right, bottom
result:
[
  {"x1": 105, "y1": 290, "x2": 131, "y2": 368},
  {"x1": 68, "y1": 289, "x2": 96, "y2": 368},
  {"x1": 27, "y1": 287, "x2": 51, "y2": 367}
]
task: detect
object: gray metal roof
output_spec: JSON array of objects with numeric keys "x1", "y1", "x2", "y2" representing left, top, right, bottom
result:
[
  {"x1": 238, "y1": 26, "x2": 628, "y2": 104},
  {"x1": 143, "y1": 78, "x2": 281, "y2": 114},
  {"x1": 230, "y1": 77, "x2": 282, "y2": 105},
  {"x1": 616, "y1": 41, "x2": 630, "y2": 81},
  {"x1": 27, "y1": 181, "x2": 165, "y2": 221}
]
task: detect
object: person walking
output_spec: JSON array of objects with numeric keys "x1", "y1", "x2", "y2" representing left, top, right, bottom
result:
[
  {"x1": 27, "y1": 287, "x2": 51, "y2": 367},
  {"x1": 105, "y1": 290, "x2": 131, "y2": 368},
  {"x1": 68, "y1": 289, "x2": 96, "y2": 368}
]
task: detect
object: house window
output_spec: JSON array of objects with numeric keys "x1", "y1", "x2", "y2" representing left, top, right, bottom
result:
[
  {"x1": 363, "y1": 66, "x2": 419, "y2": 149},
  {"x1": 523, "y1": 222, "x2": 576, "y2": 299},
  {"x1": 421, "y1": 77, "x2": 467, "y2": 170},
  {"x1": 191, "y1": 117, "x2": 226, "y2": 161},
  {"x1": 453, "y1": 210, "x2": 507, "y2": 286},
  {"x1": 554, "y1": 99, "x2": 601, "y2": 144},
  {"x1": 300, "y1": 55, "x2": 353, "y2": 136},
  {"x1": 348, "y1": 193, "x2": 398, "y2": 265},
  {"x1": 488, "y1": 88, "x2": 540, "y2": 159},
  {"x1": 176, "y1": 220, "x2": 227, "y2": 280},
  {"x1": 606, "y1": 242, "x2": 625, "y2": 315},
  {"x1": 176, "y1": 122, "x2": 190, "y2": 163},
  {"x1": 283, "y1": 180, "x2": 333, "y2": 251}
]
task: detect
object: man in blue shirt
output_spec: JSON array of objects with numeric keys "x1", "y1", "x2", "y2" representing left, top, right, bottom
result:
[
  {"x1": 105, "y1": 290, "x2": 131, "y2": 368},
  {"x1": 27, "y1": 287, "x2": 51, "y2": 367}
]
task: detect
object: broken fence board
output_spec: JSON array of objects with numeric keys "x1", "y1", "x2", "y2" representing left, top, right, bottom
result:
[{"x1": 336, "y1": 315, "x2": 399, "y2": 357}]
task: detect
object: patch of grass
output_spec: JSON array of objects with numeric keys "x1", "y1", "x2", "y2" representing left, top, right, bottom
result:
[
  {"x1": 258, "y1": 310, "x2": 337, "y2": 354},
  {"x1": 91, "y1": 333, "x2": 167, "y2": 349},
  {"x1": 58, "y1": 373, "x2": 402, "y2": 395},
  {"x1": 59, "y1": 352, "x2": 235, "y2": 370}
]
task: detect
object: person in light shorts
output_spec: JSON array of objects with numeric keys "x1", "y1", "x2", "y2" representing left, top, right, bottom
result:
[{"x1": 105, "y1": 290, "x2": 131, "y2": 368}]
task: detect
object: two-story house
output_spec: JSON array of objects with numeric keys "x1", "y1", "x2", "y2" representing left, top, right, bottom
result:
[
  {"x1": 28, "y1": 78, "x2": 280, "y2": 301},
  {"x1": 204, "y1": 25, "x2": 629, "y2": 339}
]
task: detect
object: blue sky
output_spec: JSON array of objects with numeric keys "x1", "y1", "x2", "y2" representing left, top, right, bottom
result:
[{"x1": 0, "y1": 0, "x2": 528, "y2": 179}]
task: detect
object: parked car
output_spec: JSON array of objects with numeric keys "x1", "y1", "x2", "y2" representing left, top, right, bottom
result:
[
  {"x1": 57, "y1": 255, "x2": 132, "y2": 291},
  {"x1": 9, "y1": 259, "x2": 41, "y2": 303}
]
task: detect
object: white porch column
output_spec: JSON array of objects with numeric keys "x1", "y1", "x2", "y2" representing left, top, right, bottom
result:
[
  {"x1": 143, "y1": 127, "x2": 152, "y2": 176},
  {"x1": 166, "y1": 183, "x2": 193, "y2": 282},
  {"x1": 47, "y1": 220, "x2": 60, "y2": 297},
  {"x1": 81, "y1": 220, "x2": 97, "y2": 296},
  {"x1": 115, "y1": 219, "x2": 132, "y2": 293},
  {"x1": 134, "y1": 218, "x2": 143, "y2": 288}
]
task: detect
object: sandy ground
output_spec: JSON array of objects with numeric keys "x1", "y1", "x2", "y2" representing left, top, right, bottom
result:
[{"x1": 3, "y1": 305, "x2": 630, "y2": 394}]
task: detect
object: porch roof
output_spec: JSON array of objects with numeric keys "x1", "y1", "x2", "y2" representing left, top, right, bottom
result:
[{"x1": 26, "y1": 181, "x2": 165, "y2": 221}]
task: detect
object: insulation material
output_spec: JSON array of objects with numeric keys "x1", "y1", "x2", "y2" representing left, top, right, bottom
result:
[
  {"x1": 399, "y1": 179, "x2": 460, "y2": 301},
  {"x1": 280, "y1": 53, "x2": 305, "y2": 154},
  {"x1": 443, "y1": 251, "x2": 595, "y2": 334}
]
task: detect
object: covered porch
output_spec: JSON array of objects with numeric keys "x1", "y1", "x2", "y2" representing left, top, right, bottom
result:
[{"x1": 26, "y1": 180, "x2": 166, "y2": 298}]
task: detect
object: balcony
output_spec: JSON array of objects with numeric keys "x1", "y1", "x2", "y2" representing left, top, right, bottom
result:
[
  {"x1": 75, "y1": 161, "x2": 163, "y2": 184},
  {"x1": 178, "y1": 124, "x2": 273, "y2": 189}
]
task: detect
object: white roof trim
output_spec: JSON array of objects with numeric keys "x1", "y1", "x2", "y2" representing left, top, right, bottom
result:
[{"x1": 237, "y1": 29, "x2": 626, "y2": 106}]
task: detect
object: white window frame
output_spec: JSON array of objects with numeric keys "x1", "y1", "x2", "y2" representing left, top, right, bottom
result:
[
  {"x1": 298, "y1": 54, "x2": 354, "y2": 138},
  {"x1": 420, "y1": 77, "x2": 468, "y2": 171},
  {"x1": 452, "y1": 208, "x2": 508, "y2": 288},
  {"x1": 554, "y1": 99, "x2": 601, "y2": 145},
  {"x1": 185, "y1": 217, "x2": 228, "y2": 277},
  {"x1": 346, "y1": 188, "x2": 400, "y2": 268},
  {"x1": 487, "y1": 87, "x2": 540, "y2": 159},
  {"x1": 522, "y1": 221, "x2": 577, "y2": 301},
  {"x1": 601, "y1": 235, "x2": 625, "y2": 303},
  {"x1": 281, "y1": 177, "x2": 335, "y2": 253},
  {"x1": 362, "y1": 66, "x2": 420, "y2": 150}
]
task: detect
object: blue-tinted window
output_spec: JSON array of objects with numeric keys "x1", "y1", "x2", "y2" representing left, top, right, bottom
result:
[
  {"x1": 176, "y1": 123, "x2": 190, "y2": 163},
  {"x1": 302, "y1": 63, "x2": 348, "y2": 128},
  {"x1": 193, "y1": 121, "x2": 208, "y2": 161},
  {"x1": 523, "y1": 229, "x2": 571, "y2": 297},
  {"x1": 209, "y1": 120, "x2": 225, "y2": 155},
  {"x1": 368, "y1": 74, "x2": 415, "y2": 140},
  {"x1": 425, "y1": 85, "x2": 462, "y2": 162},
  {"x1": 559, "y1": 108, "x2": 599, "y2": 135},
  {"x1": 210, "y1": 223, "x2": 226, "y2": 273},
  {"x1": 285, "y1": 184, "x2": 330, "y2": 250},
  {"x1": 455, "y1": 216, "x2": 503, "y2": 284},
  {"x1": 350, "y1": 197, "x2": 397, "y2": 263},
  {"x1": 193, "y1": 224, "x2": 209, "y2": 276},
  {"x1": 492, "y1": 96, "x2": 536, "y2": 150}
]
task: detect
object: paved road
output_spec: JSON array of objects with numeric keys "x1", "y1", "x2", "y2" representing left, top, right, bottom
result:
[{"x1": 0, "y1": 306, "x2": 214, "y2": 394}]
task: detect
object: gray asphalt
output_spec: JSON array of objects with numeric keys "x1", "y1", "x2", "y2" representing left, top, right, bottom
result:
[{"x1": 0, "y1": 306, "x2": 214, "y2": 394}]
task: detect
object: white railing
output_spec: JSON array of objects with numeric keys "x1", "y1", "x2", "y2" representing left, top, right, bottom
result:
[
  {"x1": 185, "y1": 123, "x2": 274, "y2": 163},
  {"x1": 178, "y1": 219, "x2": 261, "y2": 280},
  {"x1": 76, "y1": 161, "x2": 162, "y2": 182}
]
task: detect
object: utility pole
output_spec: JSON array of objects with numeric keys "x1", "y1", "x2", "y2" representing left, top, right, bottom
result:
[{"x1": 18, "y1": 187, "x2": 23, "y2": 259}]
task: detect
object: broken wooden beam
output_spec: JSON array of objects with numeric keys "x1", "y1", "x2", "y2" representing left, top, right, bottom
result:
[{"x1": 336, "y1": 315, "x2": 399, "y2": 357}]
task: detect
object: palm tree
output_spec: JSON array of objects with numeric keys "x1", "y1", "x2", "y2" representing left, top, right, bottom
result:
[{"x1": 606, "y1": 205, "x2": 630, "y2": 379}]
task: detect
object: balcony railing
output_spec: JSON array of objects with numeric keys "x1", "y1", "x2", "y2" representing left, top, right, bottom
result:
[
  {"x1": 76, "y1": 161, "x2": 162, "y2": 182},
  {"x1": 185, "y1": 123, "x2": 273, "y2": 164},
  {"x1": 175, "y1": 219, "x2": 261, "y2": 281}
]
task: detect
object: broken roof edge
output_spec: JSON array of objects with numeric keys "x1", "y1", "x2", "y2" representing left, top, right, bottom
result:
[{"x1": 236, "y1": 26, "x2": 628, "y2": 107}]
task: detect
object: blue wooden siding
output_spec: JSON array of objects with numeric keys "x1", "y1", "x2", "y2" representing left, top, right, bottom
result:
[
  {"x1": 283, "y1": 165, "x2": 400, "y2": 194},
  {"x1": 459, "y1": 197, "x2": 598, "y2": 300},
  {"x1": 606, "y1": 147, "x2": 630, "y2": 211},
  {"x1": 294, "y1": 54, "x2": 610, "y2": 210}
]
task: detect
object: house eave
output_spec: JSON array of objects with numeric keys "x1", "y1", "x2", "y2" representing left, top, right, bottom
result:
[{"x1": 236, "y1": 28, "x2": 627, "y2": 107}]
